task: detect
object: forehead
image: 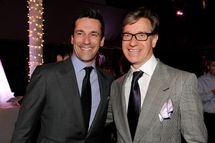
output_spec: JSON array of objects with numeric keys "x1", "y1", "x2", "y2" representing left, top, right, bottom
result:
[
  {"x1": 123, "y1": 18, "x2": 152, "y2": 33},
  {"x1": 75, "y1": 17, "x2": 101, "y2": 32}
]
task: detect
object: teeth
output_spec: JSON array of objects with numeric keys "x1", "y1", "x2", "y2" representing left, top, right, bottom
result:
[
  {"x1": 128, "y1": 49, "x2": 140, "y2": 56},
  {"x1": 129, "y1": 49, "x2": 139, "y2": 51},
  {"x1": 81, "y1": 47, "x2": 91, "y2": 51},
  {"x1": 129, "y1": 49, "x2": 139, "y2": 52}
]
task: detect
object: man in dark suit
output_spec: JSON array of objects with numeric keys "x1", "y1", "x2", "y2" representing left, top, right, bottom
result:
[
  {"x1": 110, "y1": 7, "x2": 207, "y2": 143},
  {"x1": 11, "y1": 8, "x2": 114, "y2": 143}
]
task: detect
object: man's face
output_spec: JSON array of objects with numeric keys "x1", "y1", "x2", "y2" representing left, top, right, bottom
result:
[
  {"x1": 71, "y1": 17, "x2": 104, "y2": 65},
  {"x1": 208, "y1": 61, "x2": 215, "y2": 76},
  {"x1": 122, "y1": 18, "x2": 158, "y2": 69}
]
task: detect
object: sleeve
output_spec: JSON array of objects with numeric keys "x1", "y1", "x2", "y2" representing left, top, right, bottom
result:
[
  {"x1": 103, "y1": 80, "x2": 117, "y2": 143},
  {"x1": 11, "y1": 66, "x2": 46, "y2": 143},
  {"x1": 180, "y1": 73, "x2": 207, "y2": 143}
]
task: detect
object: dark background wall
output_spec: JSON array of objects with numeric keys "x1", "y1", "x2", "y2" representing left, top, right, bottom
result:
[{"x1": 0, "y1": 0, "x2": 215, "y2": 96}]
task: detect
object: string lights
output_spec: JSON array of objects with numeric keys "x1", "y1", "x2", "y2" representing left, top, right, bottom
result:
[
  {"x1": 202, "y1": 0, "x2": 206, "y2": 10},
  {"x1": 27, "y1": 0, "x2": 44, "y2": 78}
]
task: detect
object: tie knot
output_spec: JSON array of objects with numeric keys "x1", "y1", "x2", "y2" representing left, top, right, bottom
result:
[
  {"x1": 132, "y1": 71, "x2": 143, "y2": 83},
  {"x1": 84, "y1": 66, "x2": 93, "y2": 75}
]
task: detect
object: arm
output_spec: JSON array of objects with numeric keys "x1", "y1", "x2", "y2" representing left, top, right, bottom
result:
[
  {"x1": 103, "y1": 83, "x2": 117, "y2": 143},
  {"x1": 11, "y1": 67, "x2": 46, "y2": 143},
  {"x1": 181, "y1": 74, "x2": 207, "y2": 143},
  {"x1": 198, "y1": 78, "x2": 215, "y2": 103}
]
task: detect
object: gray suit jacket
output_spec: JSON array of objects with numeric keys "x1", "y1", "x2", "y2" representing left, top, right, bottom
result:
[
  {"x1": 110, "y1": 61, "x2": 207, "y2": 143},
  {"x1": 11, "y1": 58, "x2": 114, "y2": 143}
]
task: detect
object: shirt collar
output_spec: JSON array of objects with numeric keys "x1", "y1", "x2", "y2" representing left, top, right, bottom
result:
[
  {"x1": 71, "y1": 53, "x2": 96, "y2": 72},
  {"x1": 130, "y1": 54, "x2": 158, "y2": 76}
]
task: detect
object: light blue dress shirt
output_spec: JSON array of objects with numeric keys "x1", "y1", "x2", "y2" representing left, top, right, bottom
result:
[
  {"x1": 198, "y1": 72, "x2": 215, "y2": 113},
  {"x1": 71, "y1": 53, "x2": 101, "y2": 128}
]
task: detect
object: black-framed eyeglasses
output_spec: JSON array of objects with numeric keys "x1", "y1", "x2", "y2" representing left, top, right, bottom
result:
[{"x1": 122, "y1": 32, "x2": 154, "y2": 41}]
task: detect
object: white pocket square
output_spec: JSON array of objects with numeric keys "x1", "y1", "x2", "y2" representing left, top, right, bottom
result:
[{"x1": 158, "y1": 99, "x2": 173, "y2": 122}]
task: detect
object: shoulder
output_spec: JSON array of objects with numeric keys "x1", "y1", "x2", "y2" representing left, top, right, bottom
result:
[
  {"x1": 96, "y1": 67, "x2": 115, "y2": 82},
  {"x1": 198, "y1": 74, "x2": 206, "y2": 80},
  {"x1": 160, "y1": 61, "x2": 194, "y2": 73},
  {"x1": 112, "y1": 74, "x2": 127, "y2": 86},
  {"x1": 32, "y1": 59, "x2": 72, "y2": 77},
  {"x1": 198, "y1": 73, "x2": 211, "y2": 83},
  {"x1": 157, "y1": 61, "x2": 197, "y2": 80}
]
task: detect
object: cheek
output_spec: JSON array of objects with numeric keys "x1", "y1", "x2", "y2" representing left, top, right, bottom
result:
[
  {"x1": 122, "y1": 42, "x2": 128, "y2": 49},
  {"x1": 121, "y1": 44, "x2": 127, "y2": 52},
  {"x1": 122, "y1": 47, "x2": 129, "y2": 58},
  {"x1": 141, "y1": 43, "x2": 153, "y2": 55},
  {"x1": 74, "y1": 38, "x2": 83, "y2": 44},
  {"x1": 93, "y1": 39, "x2": 102, "y2": 46}
]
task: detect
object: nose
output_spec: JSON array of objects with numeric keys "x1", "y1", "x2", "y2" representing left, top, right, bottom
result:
[
  {"x1": 83, "y1": 35, "x2": 90, "y2": 44},
  {"x1": 129, "y1": 35, "x2": 138, "y2": 46}
]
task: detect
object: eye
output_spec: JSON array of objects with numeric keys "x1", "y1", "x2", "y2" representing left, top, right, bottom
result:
[
  {"x1": 75, "y1": 31, "x2": 85, "y2": 36},
  {"x1": 123, "y1": 33, "x2": 131, "y2": 38},
  {"x1": 76, "y1": 32, "x2": 83, "y2": 35},
  {"x1": 90, "y1": 32, "x2": 99, "y2": 37},
  {"x1": 138, "y1": 33, "x2": 146, "y2": 37},
  {"x1": 136, "y1": 33, "x2": 147, "y2": 40}
]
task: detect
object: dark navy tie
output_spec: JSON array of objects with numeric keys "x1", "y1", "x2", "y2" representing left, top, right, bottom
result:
[
  {"x1": 81, "y1": 66, "x2": 93, "y2": 132},
  {"x1": 127, "y1": 71, "x2": 143, "y2": 140}
]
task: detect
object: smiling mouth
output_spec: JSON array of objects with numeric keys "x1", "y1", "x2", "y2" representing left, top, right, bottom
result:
[
  {"x1": 81, "y1": 47, "x2": 92, "y2": 51},
  {"x1": 128, "y1": 49, "x2": 140, "y2": 54}
]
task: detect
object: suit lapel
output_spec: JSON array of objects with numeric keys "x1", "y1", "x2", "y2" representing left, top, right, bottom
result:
[
  {"x1": 122, "y1": 74, "x2": 133, "y2": 142},
  {"x1": 115, "y1": 73, "x2": 133, "y2": 143},
  {"x1": 135, "y1": 62, "x2": 171, "y2": 142},
  {"x1": 56, "y1": 59, "x2": 85, "y2": 129},
  {"x1": 88, "y1": 68, "x2": 110, "y2": 133}
]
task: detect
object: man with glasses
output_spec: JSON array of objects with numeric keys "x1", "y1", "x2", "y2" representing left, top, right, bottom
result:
[{"x1": 110, "y1": 6, "x2": 207, "y2": 143}]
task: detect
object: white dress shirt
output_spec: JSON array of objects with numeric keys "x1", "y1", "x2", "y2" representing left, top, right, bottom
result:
[{"x1": 124, "y1": 55, "x2": 158, "y2": 111}]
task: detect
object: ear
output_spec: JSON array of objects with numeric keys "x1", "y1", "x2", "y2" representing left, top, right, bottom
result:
[
  {"x1": 71, "y1": 35, "x2": 74, "y2": 45},
  {"x1": 207, "y1": 65, "x2": 210, "y2": 70},
  {"x1": 152, "y1": 34, "x2": 159, "y2": 48},
  {"x1": 100, "y1": 37, "x2": 105, "y2": 47}
]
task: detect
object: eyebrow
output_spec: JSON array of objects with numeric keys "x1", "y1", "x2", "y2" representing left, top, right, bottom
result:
[
  {"x1": 91, "y1": 31, "x2": 99, "y2": 33},
  {"x1": 74, "y1": 30, "x2": 84, "y2": 33},
  {"x1": 75, "y1": 30, "x2": 100, "y2": 34}
]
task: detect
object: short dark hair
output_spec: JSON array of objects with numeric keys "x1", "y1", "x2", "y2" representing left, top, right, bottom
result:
[
  {"x1": 122, "y1": 6, "x2": 159, "y2": 34},
  {"x1": 206, "y1": 55, "x2": 215, "y2": 65},
  {"x1": 72, "y1": 8, "x2": 105, "y2": 37}
]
